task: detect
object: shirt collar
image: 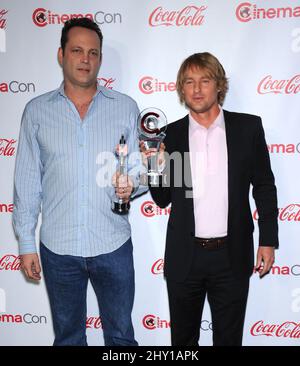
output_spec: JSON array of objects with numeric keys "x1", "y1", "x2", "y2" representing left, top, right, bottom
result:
[
  {"x1": 48, "y1": 81, "x2": 115, "y2": 102},
  {"x1": 189, "y1": 106, "x2": 225, "y2": 133}
]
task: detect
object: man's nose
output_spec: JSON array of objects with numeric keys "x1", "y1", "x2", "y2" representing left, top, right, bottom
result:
[
  {"x1": 81, "y1": 53, "x2": 89, "y2": 63},
  {"x1": 194, "y1": 82, "x2": 201, "y2": 92}
]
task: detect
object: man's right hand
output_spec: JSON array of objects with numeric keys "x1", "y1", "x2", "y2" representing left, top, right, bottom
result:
[
  {"x1": 139, "y1": 141, "x2": 166, "y2": 168},
  {"x1": 20, "y1": 253, "x2": 41, "y2": 281}
]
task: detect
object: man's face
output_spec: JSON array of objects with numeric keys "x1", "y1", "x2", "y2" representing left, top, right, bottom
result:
[
  {"x1": 181, "y1": 66, "x2": 219, "y2": 115},
  {"x1": 58, "y1": 26, "x2": 101, "y2": 88}
]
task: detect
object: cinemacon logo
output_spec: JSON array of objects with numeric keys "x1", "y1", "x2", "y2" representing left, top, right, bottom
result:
[
  {"x1": 253, "y1": 204, "x2": 300, "y2": 222},
  {"x1": 32, "y1": 8, "x2": 122, "y2": 27},
  {"x1": 0, "y1": 139, "x2": 16, "y2": 157},
  {"x1": 139, "y1": 76, "x2": 176, "y2": 95},
  {"x1": 0, "y1": 313, "x2": 47, "y2": 324},
  {"x1": 251, "y1": 321, "x2": 300, "y2": 338},
  {"x1": 141, "y1": 201, "x2": 171, "y2": 217},
  {"x1": 236, "y1": 2, "x2": 300, "y2": 22},
  {"x1": 258, "y1": 75, "x2": 300, "y2": 95},
  {"x1": 149, "y1": 5, "x2": 207, "y2": 27},
  {"x1": 142, "y1": 314, "x2": 170, "y2": 329},
  {"x1": 0, "y1": 203, "x2": 14, "y2": 213},
  {"x1": 267, "y1": 143, "x2": 300, "y2": 154},
  {"x1": 142, "y1": 315, "x2": 212, "y2": 331},
  {"x1": 0, "y1": 81, "x2": 35, "y2": 94}
]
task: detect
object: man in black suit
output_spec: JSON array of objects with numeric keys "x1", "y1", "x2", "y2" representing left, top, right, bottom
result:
[{"x1": 145, "y1": 52, "x2": 278, "y2": 346}]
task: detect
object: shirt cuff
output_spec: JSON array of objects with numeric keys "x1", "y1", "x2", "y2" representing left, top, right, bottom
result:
[{"x1": 19, "y1": 241, "x2": 37, "y2": 255}]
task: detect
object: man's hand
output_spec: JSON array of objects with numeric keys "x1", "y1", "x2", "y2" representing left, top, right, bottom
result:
[
  {"x1": 112, "y1": 172, "x2": 134, "y2": 202},
  {"x1": 20, "y1": 253, "x2": 41, "y2": 281},
  {"x1": 255, "y1": 247, "x2": 275, "y2": 278},
  {"x1": 139, "y1": 141, "x2": 166, "y2": 168}
]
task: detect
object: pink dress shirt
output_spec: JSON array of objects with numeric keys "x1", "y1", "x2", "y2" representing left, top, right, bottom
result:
[{"x1": 189, "y1": 108, "x2": 228, "y2": 238}]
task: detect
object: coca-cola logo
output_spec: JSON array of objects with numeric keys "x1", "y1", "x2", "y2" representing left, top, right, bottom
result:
[
  {"x1": 253, "y1": 204, "x2": 300, "y2": 222},
  {"x1": 142, "y1": 314, "x2": 171, "y2": 330},
  {"x1": 267, "y1": 143, "x2": 300, "y2": 154},
  {"x1": 139, "y1": 76, "x2": 176, "y2": 95},
  {"x1": 257, "y1": 75, "x2": 300, "y2": 95},
  {"x1": 0, "y1": 203, "x2": 14, "y2": 213},
  {"x1": 151, "y1": 259, "x2": 164, "y2": 275},
  {"x1": 0, "y1": 9, "x2": 8, "y2": 29},
  {"x1": 97, "y1": 77, "x2": 115, "y2": 89},
  {"x1": 0, "y1": 139, "x2": 16, "y2": 157},
  {"x1": 0, "y1": 10, "x2": 7, "y2": 53},
  {"x1": 0, "y1": 81, "x2": 36, "y2": 94},
  {"x1": 86, "y1": 316, "x2": 102, "y2": 329},
  {"x1": 251, "y1": 320, "x2": 300, "y2": 338},
  {"x1": 0, "y1": 255, "x2": 21, "y2": 271},
  {"x1": 149, "y1": 5, "x2": 207, "y2": 27},
  {"x1": 141, "y1": 200, "x2": 171, "y2": 217},
  {"x1": 236, "y1": 2, "x2": 300, "y2": 23},
  {"x1": 32, "y1": 8, "x2": 122, "y2": 27}
]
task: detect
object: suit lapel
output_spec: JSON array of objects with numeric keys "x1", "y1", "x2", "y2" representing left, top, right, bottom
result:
[
  {"x1": 178, "y1": 116, "x2": 193, "y2": 191},
  {"x1": 223, "y1": 110, "x2": 235, "y2": 234},
  {"x1": 177, "y1": 115, "x2": 195, "y2": 227}
]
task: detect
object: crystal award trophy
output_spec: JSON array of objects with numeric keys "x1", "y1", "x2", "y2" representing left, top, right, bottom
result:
[
  {"x1": 111, "y1": 135, "x2": 130, "y2": 215},
  {"x1": 138, "y1": 108, "x2": 167, "y2": 185}
]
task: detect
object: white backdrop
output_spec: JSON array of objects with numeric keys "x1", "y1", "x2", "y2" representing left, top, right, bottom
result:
[{"x1": 0, "y1": 0, "x2": 300, "y2": 346}]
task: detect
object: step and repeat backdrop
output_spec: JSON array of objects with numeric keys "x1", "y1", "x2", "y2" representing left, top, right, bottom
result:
[{"x1": 0, "y1": 0, "x2": 300, "y2": 346}]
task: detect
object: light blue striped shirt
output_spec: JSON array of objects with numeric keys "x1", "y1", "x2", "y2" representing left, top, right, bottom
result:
[{"x1": 13, "y1": 82, "x2": 147, "y2": 257}]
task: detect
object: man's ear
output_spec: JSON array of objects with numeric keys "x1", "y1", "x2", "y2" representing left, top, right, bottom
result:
[{"x1": 58, "y1": 47, "x2": 63, "y2": 67}]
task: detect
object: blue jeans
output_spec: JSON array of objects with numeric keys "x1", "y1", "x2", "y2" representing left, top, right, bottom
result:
[{"x1": 40, "y1": 238, "x2": 138, "y2": 346}]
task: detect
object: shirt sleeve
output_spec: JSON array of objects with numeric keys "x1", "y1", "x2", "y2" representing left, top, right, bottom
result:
[
  {"x1": 251, "y1": 117, "x2": 279, "y2": 248},
  {"x1": 12, "y1": 104, "x2": 42, "y2": 255}
]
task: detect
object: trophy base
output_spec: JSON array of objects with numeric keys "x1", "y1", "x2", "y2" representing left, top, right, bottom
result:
[
  {"x1": 111, "y1": 201, "x2": 130, "y2": 215},
  {"x1": 148, "y1": 172, "x2": 160, "y2": 186}
]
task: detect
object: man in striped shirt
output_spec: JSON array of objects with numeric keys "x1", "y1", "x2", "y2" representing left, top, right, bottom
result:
[{"x1": 13, "y1": 17, "x2": 146, "y2": 346}]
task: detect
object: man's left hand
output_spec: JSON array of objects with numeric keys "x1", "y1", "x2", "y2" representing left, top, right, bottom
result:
[{"x1": 255, "y1": 246, "x2": 275, "y2": 277}]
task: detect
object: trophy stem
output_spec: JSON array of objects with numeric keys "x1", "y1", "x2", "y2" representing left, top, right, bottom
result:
[
  {"x1": 111, "y1": 135, "x2": 130, "y2": 215},
  {"x1": 148, "y1": 173, "x2": 160, "y2": 186}
]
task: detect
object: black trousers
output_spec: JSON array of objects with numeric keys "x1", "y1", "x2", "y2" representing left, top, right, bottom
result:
[{"x1": 167, "y1": 243, "x2": 250, "y2": 346}]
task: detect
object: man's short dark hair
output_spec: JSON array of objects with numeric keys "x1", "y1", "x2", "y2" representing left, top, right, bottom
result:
[{"x1": 60, "y1": 17, "x2": 103, "y2": 54}]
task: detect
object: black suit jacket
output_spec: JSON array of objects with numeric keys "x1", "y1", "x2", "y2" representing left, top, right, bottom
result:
[{"x1": 150, "y1": 110, "x2": 278, "y2": 281}]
